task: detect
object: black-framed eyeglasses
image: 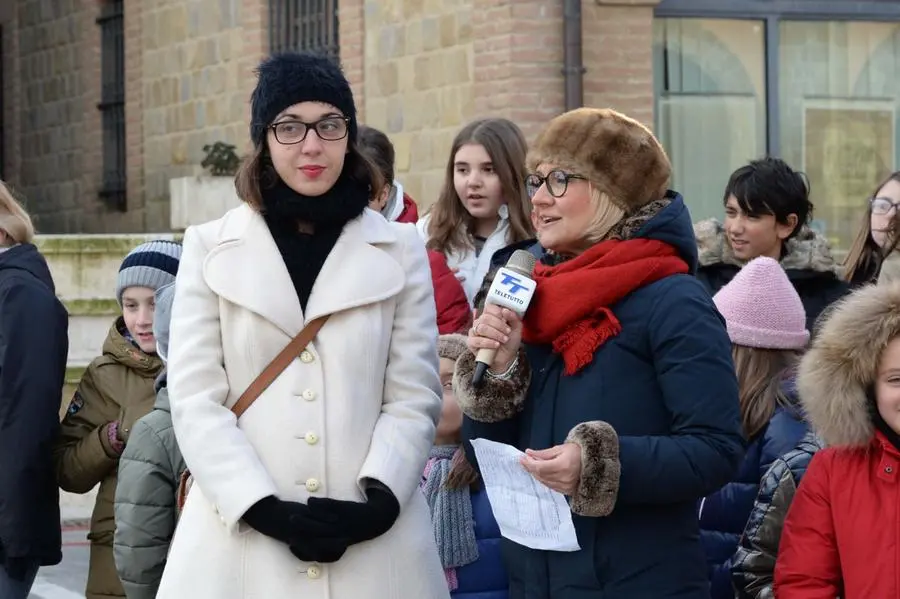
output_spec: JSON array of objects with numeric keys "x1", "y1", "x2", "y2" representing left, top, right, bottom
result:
[
  {"x1": 525, "y1": 169, "x2": 586, "y2": 199},
  {"x1": 269, "y1": 116, "x2": 350, "y2": 145},
  {"x1": 870, "y1": 196, "x2": 900, "y2": 216}
]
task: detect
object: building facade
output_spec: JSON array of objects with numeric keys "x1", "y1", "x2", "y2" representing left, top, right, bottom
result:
[{"x1": 1, "y1": 0, "x2": 899, "y2": 246}]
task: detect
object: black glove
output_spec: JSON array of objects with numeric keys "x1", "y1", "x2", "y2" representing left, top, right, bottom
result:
[
  {"x1": 306, "y1": 484, "x2": 400, "y2": 545},
  {"x1": 289, "y1": 537, "x2": 350, "y2": 564},
  {"x1": 242, "y1": 496, "x2": 336, "y2": 544},
  {"x1": 243, "y1": 496, "x2": 352, "y2": 563}
]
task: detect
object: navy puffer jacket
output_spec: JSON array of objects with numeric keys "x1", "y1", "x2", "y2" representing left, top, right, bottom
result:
[{"x1": 699, "y1": 381, "x2": 808, "y2": 599}]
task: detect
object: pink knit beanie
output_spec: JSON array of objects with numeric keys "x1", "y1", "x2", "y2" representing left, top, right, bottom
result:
[{"x1": 713, "y1": 256, "x2": 809, "y2": 350}]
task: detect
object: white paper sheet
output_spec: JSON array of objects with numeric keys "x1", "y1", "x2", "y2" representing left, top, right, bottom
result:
[{"x1": 470, "y1": 438, "x2": 581, "y2": 552}]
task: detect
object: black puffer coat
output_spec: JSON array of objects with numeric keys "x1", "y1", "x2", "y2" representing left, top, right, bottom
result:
[
  {"x1": 0, "y1": 244, "x2": 69, "y2": 566},
  {"x1": 730, "y1": 433, "x2": 823, "y2": 598}
]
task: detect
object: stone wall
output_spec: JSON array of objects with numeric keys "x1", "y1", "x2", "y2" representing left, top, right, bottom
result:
[
  {"x1": 1, "y1": 0, "x2": 664, "y2": 230},
  {"x1": 140, "y1": 0, "x2": 267, "y2": 231},
  {"x1": 9, "y1": 0, "x2": 99, "y2": 232},
  {"x1": 472, "y1": 1, "x2": 565, "y2": 143},
  {"x1": 584, "y1": 0, "x2": 661, "y2": 129},
  {"x1": 0, "y1": 1, "x2": 266, "y2": 234},
  {"x1": 360, "y1": 0, "x2": 476, "y2": 207}
]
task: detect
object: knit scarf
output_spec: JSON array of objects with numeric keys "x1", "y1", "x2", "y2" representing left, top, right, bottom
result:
[
  {"x1": 261, "y1": 173, "x2": 369, "y2": 310},
  {"x1": 522, "y1": 238, "x2": 689, "y2": 375},
  {"x1": 420, "y1": 445, "x2": 478, "y2": 590}
]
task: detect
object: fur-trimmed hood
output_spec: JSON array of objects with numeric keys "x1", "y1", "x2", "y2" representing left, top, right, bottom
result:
[
  {"x1": 694, "y1": 218, "x2": 840, "y2": 276},
  {"x1": 797, "y1": 282, "x2": 900, "y2": 447}
]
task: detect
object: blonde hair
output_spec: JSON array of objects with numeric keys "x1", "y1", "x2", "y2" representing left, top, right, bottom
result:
[
  {"x1": 584, "y1": 186, "x2": 626, "y2": 245},
  {"x1": 0, "y1": 181, "x2": 35, "y2": 245}
]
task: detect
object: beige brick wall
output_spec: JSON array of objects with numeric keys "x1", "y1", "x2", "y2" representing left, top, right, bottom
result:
[
  {"x1": 360, "y1": 0, "x2": 476, "y2": 208},
  {"x1": 2, "y1": 0, "x2": 663, "y2": 232},
  {"x1": 0, "y1": 2, "x2": 21, "y2": 187},
  {"x1": 472, "y1": 1, "x2": 565, "y2": 143},
  {"x1": 585, "y1": 0, "x2": 661, "y2": 129},
  {"x1": 7, "y1": 0, "x2": 100, "y2": 233},
  {"x1": 141, "y1": 0, "x2": 267, "y2": 229},
  {"x1": 339, "y1": 0, "x2": 366, "y2": 119}
]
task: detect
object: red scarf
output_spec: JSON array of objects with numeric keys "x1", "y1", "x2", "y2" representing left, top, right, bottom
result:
[{"x1": 522, "y1": 238, "x2": 689, "y2": 375}]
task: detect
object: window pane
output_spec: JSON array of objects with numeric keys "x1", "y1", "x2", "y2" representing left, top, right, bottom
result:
[
  {"x1": 653, "y1": 19, "x2": 767, "y2": 221},
  {"x1": 780, "y1": 21, "x2": 900, "y2": 251}
]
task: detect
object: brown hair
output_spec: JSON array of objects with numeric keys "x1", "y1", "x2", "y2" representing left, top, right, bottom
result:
[
  {"x1": 357, "y1": 125, "x2": 395, "y2": 186},
  {"x1": 0, "y1": 181, "x2": 35, "y2": 245},
  {"x1": 843, "y1": 171, "x2": 900, "y2": 283},
  {"x1": 425, "y1": 118, "x2": 533, "y2": 255},
  {"x1": 445, "y1": 446, "x2": 480, "y2": 491},
  {"x1": 234, "y1": 136, "x2": 384, "y2": 211},
  {"x1": 732, "y1": 345, "x2": 801, "y2": 439}
]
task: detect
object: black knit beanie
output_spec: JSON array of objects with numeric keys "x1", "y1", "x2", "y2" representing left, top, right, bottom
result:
[{"x1": 250, "y1": 52, "x2": 357, "y2": 148}]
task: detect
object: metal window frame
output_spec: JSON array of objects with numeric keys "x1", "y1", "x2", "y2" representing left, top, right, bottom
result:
[
  {"x1": 268, "y1": 0, "x2": 341, "y2": 59},
  {"x1": 655, "y1": 0, "x2": 900, "y2": 157},
  {"x1": 96, "y1": 1, "x2": 126, "y2": 211}
]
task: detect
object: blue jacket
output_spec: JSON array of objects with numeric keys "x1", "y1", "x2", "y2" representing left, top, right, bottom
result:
[
  {"x1": 699, "y1": 392, "x2": 808, "y2": 599},
  {"x1": 461, "y1": 194, "x2": 745, "y2": 599},
  {"x1": 452, "y1": 486, "x2": 508, "y2": 599}
]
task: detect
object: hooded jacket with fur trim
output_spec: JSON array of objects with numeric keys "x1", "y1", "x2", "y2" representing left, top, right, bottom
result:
[
  {"x1": 693, "y1": 219, "x2": 848, "y2": 332},
  {"x1": 774, "y1": 283, "x2": 900, "y2": 598}
]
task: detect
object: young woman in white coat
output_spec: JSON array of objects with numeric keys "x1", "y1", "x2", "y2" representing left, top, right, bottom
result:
[{"x1": 157, "y1": 52, "x2": 449, "y2": 599}]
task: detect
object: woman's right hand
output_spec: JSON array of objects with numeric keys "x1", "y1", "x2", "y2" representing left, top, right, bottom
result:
[{"x1": 467, "y1": 304, "x2": 523, "y2": 373}]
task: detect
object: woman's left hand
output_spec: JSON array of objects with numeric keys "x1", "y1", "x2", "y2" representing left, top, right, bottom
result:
[{"x1": 521, "y1": 443, "x2": 582, "y2": 496}]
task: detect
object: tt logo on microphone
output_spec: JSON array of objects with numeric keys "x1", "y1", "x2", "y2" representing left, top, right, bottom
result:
[{"x1": 499, "y1": 273, "x2": 527, "y2": 295}]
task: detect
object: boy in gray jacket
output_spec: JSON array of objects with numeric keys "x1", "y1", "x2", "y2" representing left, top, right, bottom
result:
[{"x1": 113, "y1": 282, "x2": 185, "y2": 599}]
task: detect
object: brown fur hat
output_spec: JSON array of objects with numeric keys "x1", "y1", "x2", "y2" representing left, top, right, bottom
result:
[
  {"x1": 797, "y1": 282, "x2": 900, "y2": 448},
  {"x1": 526, "y1": 108, "x2": 672, "y2": 213},
  {"x1": 437, "y1": 333, "x2": 468, "y2": 362}
]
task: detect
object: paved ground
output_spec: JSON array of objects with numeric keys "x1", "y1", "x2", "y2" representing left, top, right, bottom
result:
[
  {"x1": 25, "y1": 490, "x2": 95, "y2": 598},
  {"x1": 29, "y1": 525, "x2": 89, "y2": 599}
]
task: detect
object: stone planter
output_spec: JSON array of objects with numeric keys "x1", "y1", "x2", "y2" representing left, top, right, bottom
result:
[{"x1": 169, "y1": 176, "x2": 241, "y2": 231}]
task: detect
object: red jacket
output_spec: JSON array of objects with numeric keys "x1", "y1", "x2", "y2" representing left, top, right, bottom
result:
[
  {"x1": 774, "y1": 431, "x2": 900, "y2": 598},
  {"x1": 427, "y1": 249, "x2": 471, "y2": 335},
  {"x1": 395, "y1": 193, "x2": 419, "y2": 224}
]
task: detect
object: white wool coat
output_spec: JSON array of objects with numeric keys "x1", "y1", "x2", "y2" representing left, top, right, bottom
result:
[{"x1": 157, "y1": 205, "x2": 449, "y2": 599}]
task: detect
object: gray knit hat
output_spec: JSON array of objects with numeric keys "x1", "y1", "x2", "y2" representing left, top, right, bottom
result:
[
  {"x1": 116, "y1": 240, "x2": 182, "y2": 306},
  {"x1": 153, "y1": 282, "x2": 176, "y2": 363}
]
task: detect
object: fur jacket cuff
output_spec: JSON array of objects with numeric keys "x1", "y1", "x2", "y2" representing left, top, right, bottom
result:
[
  {"x1": 565, "y1": 421, "x2": 621, "y2": 517},
  {"x1": 453, "y1": 349, "x2": 531, "y2": 423}
]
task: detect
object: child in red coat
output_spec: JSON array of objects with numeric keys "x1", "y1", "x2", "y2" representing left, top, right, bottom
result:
[
  {"x1": 775, "y1": 282, "x2": 900, "y2": 598},
  {"x1": 358, "y1": 125, "x2": 419, "y2": 224},
  {"x1": 359, "y1": 124, "x2": 469, "y2": 334}
]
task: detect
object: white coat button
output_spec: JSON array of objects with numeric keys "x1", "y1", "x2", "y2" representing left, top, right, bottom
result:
[
  {"x1": 301, "y1": 389, "x2": 316, "y2": 401},
  {"x1": 307, "y1": 565, "x2": 321, "y2": 579},
  {"x1": 300, "y1": 350, "x2": 314, "y2": 363},
  {"x1": 304, "y1": 432, "x2": 319, "y2": 445},
  {"x1": 305, "y1": 478, "x2": 321, "y2": 492}
]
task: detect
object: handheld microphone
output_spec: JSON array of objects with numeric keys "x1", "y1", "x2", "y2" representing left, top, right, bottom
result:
[{"x1": 472, "y1": 249, "x2": 538, "y2": 387}]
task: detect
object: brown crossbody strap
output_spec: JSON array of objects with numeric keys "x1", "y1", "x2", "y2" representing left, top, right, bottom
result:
[{"x1": 230, "y1": 315, "x2": 330, "y2": 419}]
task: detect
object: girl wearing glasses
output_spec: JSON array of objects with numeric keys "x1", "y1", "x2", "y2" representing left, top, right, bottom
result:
[
  {"x1": 843, "y1": 171, "x2": 900, "y2": 286},
  {"x1": 157, "y1": 52, "x2": 448, "y2": 599},
  {"x1": 458, "y1": 108, "x2": 744, "y2": 599},
  {"x1": 417, "y1": 118, "x2": 534, "y2": 305}
]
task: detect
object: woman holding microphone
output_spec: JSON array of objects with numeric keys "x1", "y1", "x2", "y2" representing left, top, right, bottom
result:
[{"x1": 455, "y1": 108, "x2": 744, "y2": 598}]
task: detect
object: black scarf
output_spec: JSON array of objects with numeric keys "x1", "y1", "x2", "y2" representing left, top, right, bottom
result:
[{"x1": 262, "y1": 173, "x2": 369, "y2": 311}]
